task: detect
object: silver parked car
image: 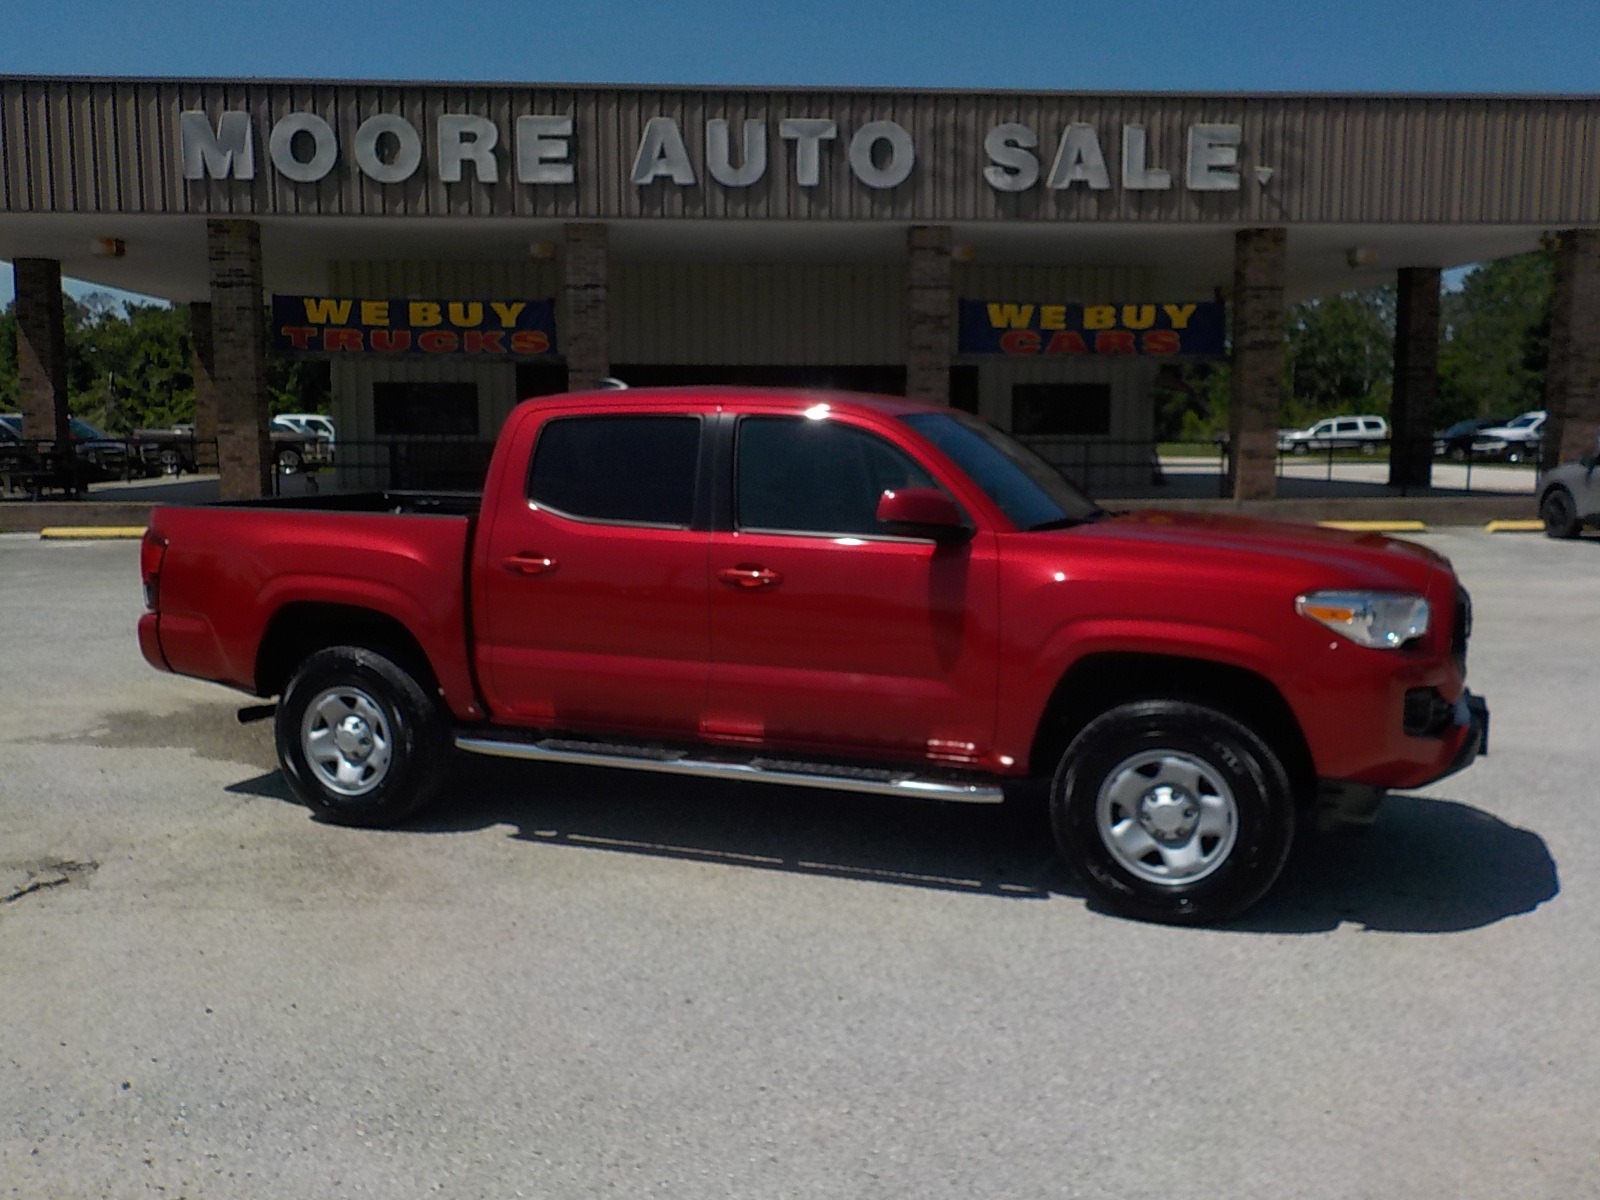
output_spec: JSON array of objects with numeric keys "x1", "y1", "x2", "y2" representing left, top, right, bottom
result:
[
  {"x1": 1276, "y1": 414, "x2": 1389, "y2": 454},
  {"x1": 1539, "y1": 440, "x2": 1600, "y2": 538}
]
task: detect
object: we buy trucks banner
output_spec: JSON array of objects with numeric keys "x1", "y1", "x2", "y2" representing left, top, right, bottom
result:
[
  {"x1": 272, "y1": 295, "x2": 557, "y2": 357},
  {"x1": 958, "y1": 299, "x2": 1225, "y2": 357}
]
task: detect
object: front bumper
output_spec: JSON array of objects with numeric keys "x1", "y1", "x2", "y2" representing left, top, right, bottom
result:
[
  {"x1": 1316, "y1": 689, "x2": 1488, "y2": 829},
  {"x1": 1447, "y1": 689, "x2": 1490, "y2": 772}
]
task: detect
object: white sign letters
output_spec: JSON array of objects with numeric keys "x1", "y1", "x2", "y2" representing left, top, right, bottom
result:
[{"x1": 180, "y1": 110, "x2": 1248, "y2": 195}]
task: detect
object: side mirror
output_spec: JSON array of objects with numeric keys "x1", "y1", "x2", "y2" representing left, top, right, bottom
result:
[{"x1": 876, "y1": 487, "x2": 973, "y2": 544}]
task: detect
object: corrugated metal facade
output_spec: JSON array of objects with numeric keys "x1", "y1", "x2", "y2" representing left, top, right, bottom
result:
[
  {"x1": 6, "y1": 77, "x2": 1600, "y2": 225},
  {"x1": 327, "y1": 259, "x2": 1155, "y2": 435}
]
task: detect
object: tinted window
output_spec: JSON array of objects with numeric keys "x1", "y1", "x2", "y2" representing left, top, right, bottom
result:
[
  {"x1": 902, "y1": 410, "x2": 1101, "y2": 531},
  {"x1": 530, "y1": 415, "x2": 700, "y2": 527},
  {"x1": 737, "y1": 416, "x2": 936, "y2": 535}
]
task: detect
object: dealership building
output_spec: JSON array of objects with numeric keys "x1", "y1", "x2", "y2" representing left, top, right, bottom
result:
[{"x1": 2, "y1": 76, "x2": 1599, "y2": 501}]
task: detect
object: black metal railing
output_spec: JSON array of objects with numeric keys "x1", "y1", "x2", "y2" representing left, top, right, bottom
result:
[
  {"x1": 1270, "y1": 435, "x2": 1540, "y2": 497},
  {"x1": 2, "y1": 430, "x2": 1544, "y2": 503}
]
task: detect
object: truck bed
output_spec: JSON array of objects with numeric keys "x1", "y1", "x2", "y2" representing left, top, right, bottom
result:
[{"x1": 142, "y1": 495, "x2": 482, "y2": 718}]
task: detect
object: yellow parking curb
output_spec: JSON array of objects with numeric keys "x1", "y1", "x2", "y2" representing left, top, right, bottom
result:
[
  {"x1": 1317, "y1": 520, "x2": 1428, "y2": 532},
  {"x1": 38, "y1": 526, "x2": 148, "y2": 540},
  {"x1": 1484, "y1": 519, "x2": 1545, "y2": 533}
]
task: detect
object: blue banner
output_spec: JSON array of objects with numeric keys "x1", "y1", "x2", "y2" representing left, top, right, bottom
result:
[
  {"x1": 272, "y1": 296, "x2": 557, "y2": 357},
  {"x1": 958, "y1": 300, "x2": 1226, "y2": 357}
]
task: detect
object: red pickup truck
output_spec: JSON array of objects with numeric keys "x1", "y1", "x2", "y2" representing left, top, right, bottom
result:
[{"x1": 138, "y1": 387, "x2": 1487, "y2": 923}]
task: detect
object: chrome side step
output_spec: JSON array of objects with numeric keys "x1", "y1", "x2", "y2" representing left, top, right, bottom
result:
[{"x1": 454, "y1": 733, "x2": 1006, "y2": 804}]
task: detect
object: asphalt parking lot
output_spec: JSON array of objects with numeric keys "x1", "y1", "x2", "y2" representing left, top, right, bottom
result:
[{"x1": 1, "y1": 527, "x2": 1596, "y2": 1199}]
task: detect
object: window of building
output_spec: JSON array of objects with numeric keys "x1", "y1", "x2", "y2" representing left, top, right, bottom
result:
[
  {"x1": 373, "y1": 382, "x2": 480, "y2": 436},
  {"x1": 1010, "y1": 383, "x2": 1113, "y2": 437},
  {"x1": 528, "y1": 415, "x2": 700, "y2": 527},
  {"x1": 736, "y1": 416, "x2": 937, "y2": 536}
]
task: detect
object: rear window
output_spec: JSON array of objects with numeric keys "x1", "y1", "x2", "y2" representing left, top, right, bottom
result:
[{"x1": 528, "y1": 415, "x2": 700, "y2": 527}]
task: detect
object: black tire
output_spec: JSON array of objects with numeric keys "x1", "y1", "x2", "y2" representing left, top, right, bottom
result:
[
  {"x1": 1541, "y1": 485, "x2": 1582, "y2": 539},
  {"x1": 1050, "y1": 700, "x2": 1295, "y2": 925},
  {"x1": 1291, "y1": 444, "x2": 1309, "y2": 456},
  {"x1": 276, "y1": 447, "x2": 303, "y2": 474},
  {"x1": 275, "y1": 645, "x2": 451, "y2": 827}
]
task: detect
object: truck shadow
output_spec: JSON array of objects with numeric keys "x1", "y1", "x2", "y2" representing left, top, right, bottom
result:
[
  {"x1": 1240, "y1": 793, "x2": 1560, "y2": 934},
  {"x1": 231, "y1": 753, "x2": 1560, "y2": 934}
]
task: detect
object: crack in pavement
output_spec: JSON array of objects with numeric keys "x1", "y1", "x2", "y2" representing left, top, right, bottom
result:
[{"x1": 1, "y1": 859, "x2": 100, "y2": 906}]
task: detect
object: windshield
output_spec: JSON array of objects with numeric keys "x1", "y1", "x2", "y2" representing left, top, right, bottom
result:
[
  {"x1": 902, "y1": 411, "x2": 1102, "y2": 531},
  {"x1": 69, "y1": 418, "x2": 105, "y2": 440},
  {"x1": 1507, "y1": 413, "x2": 1541, "y2": 429}
]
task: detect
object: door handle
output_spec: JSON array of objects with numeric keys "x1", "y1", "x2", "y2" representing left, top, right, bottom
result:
[
  {"x1": 717, "y1": 564, "x2": 783, "y2": 589},
  {"x1": 504, "y1": 553, "x2": 558, "y2": 576}
]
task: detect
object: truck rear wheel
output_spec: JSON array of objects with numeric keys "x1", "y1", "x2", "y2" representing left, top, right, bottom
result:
[
  {"x1": 1051, "y1": 700, "x2": 1295, "y2": 925},
  {"x1": 275, "y1": 645, "x2": 450, "y2": 827}
]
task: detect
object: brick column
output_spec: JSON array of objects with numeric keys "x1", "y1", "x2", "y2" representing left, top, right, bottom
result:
[
  {"x1": 1542, "y1": 230, "x2": 1600, "y2": 468},
  {"x1": 1228, "y1": 228, "x2": 1288, "y2": 501},
  {"x1": 13, "y1": 258, "x2": 71, "y2": 447},
  {"x1": 188, "y1": 302, "x2": 220, "y2": 473},
  {"x1": 206, "y1": 219, "x2": 271, "y2": 500},
  {"x1": 1388, "y1": 266, "x2": 1440, "y2": 489},
  {"x1": 906, "y1": 225, "x2": 952, "y2": 405},
  {"x1": 563, "y1": 223, "x2": 610, "y2": 392}
]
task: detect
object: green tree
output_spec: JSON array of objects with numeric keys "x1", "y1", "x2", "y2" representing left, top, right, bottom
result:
[
  {"x1": 66, "y1": 295, "x2": 194, "y2": 432},
  {"x1": 1284, "y1": 287, "x2": 1395, "y2": 426},
  {"x1": 1, "y1": 290, "x2": 330, "y2": 430},
  {"x1": 1437, "y1": 250, "x2": 1552, "y2": 426},
  {"x1": 0, "y1": 304, "x2": 17, "y2": 410}
]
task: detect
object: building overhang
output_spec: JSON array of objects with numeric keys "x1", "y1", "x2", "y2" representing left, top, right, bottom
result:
[{"x1": 1, "y1": 76, "x2": 1586, "y2": 300}]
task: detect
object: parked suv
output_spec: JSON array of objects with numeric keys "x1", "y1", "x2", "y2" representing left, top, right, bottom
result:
[{"x1": 1277, "y1": 415, "x2": 1389, "y2": 455}]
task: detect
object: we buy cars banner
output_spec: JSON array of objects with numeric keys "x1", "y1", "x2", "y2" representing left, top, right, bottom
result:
[
  {"x1": 958, "y1": 299, "x2": 1225, "y2": 356},
  {"x1": 272, "y1": 295, "x2": 558, "y2": 357}
]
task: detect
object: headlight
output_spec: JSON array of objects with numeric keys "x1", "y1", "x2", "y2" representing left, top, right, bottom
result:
[{"x1": 1296, "y1": 590, "x2": 1430, "y2": 649}]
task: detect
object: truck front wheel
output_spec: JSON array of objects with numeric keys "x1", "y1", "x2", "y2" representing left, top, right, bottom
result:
[
  {"x1": 1051, "y1": 700, "x2": 1295, "y2": 925},
  {"x1": 275, "y1": 645, "x2": 450, "y2": 827}
]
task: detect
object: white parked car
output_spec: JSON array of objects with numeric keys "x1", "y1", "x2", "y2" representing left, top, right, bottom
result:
[
  {"x1": 1538, "y1": 441, "x2": 1600, "y2": 538},
  {"x1": 1276, "y1": 414, "x2": 1389, "y2": 454},
  {"x1": 272, "y1": 413, "x2": 337, "y2": 446},
  {"x1": 1470, "y1": 410, "x2": 1545, "y2": 463}
]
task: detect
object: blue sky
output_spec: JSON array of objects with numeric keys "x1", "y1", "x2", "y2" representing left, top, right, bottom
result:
[
  {"x1": 6, "y1": 0, "x2": 1600, "y2": 93},
  {"x1": 3, "y1": 0, "x2": 1596, "y2": 304}
]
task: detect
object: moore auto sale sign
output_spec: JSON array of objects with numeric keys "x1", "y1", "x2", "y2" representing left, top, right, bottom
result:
[{"x1": 181, "y1": 109, "x2": 1252, "y2": 196}]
